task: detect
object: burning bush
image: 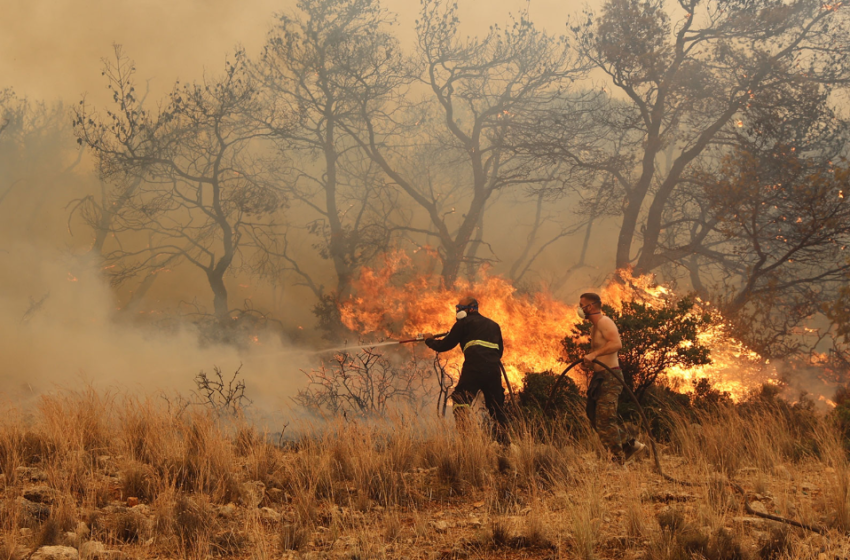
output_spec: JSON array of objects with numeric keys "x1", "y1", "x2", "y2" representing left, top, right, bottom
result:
[{"x1": 561, "y1": 296, "x2": 713, "y2": 401}]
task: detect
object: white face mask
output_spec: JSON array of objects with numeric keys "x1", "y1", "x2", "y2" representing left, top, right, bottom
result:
[
  {"x1": 456, "y1": 310, "x2": 468, "y2": 320},
  {"x1": 578, "y1": 305, "x2": 597, "y2": 320}
]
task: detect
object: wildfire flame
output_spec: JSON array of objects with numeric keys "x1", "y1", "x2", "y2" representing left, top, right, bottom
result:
[{"x1": 337, "y1": 251, "x2": 775, "y2": 399}]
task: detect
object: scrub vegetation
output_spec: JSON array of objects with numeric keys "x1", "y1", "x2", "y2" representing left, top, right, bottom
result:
[{"x1": 1, "y1": 384, "x2": 849, "y2": 559}]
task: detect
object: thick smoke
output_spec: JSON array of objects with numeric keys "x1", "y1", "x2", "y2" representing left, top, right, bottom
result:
[
  {"x1": 2, "y1": 0, "x2": 845, "y2": 417},
  {"x1": 0, "y1": 242, "x2": 310, "y2": 422}
]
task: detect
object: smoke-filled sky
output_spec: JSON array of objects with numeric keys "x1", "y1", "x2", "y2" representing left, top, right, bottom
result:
[
  {"x1": 1, "y1": 0, "x2": 577, "y2": 103},
  {"x1": 2, "y1": 0, "x2": 845, "y2": 413},
  {"x1": 0, "y1": 0, "x2": 594, "y2": 416}
]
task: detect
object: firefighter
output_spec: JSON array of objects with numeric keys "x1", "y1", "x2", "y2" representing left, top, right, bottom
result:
[
  {"x1": 579, "y1": 292, "x2": 646, "y2": 464},
  {"x1": 423, "y1": 297, "x2": 509, "y2": 443}
]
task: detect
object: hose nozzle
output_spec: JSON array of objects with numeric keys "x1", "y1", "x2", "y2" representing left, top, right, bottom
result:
[{"x1": 397, "y1": 332, "x2": 449, "y2": 344}]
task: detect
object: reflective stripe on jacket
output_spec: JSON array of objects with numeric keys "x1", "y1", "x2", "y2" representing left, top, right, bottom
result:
[
  {"x1": 463, "y1": 339, "x2": 500, "y2": 352},
  {"x1": 425, "y1": 313, "x2": 503, "y2": 370}
]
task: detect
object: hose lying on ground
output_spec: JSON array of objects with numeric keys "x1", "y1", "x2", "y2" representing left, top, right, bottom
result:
[
  {"x1": 544, "y1": 359, "x2": 832, "y2": 536},
  {"x1": 499, "y1": 363, "x2": 517, "y2": 403}
]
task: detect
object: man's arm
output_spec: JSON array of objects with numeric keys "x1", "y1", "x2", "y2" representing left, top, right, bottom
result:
[
  {"x1": 425, "y1": 321, "x2": 464, "y2": 353},
  {"x1": 583, "y1": 317, "x2": 622, "y2": 364}
]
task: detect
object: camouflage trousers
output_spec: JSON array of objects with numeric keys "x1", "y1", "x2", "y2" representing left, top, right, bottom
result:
[{"x1": 586, "y1": 369, "x2": 626, "y2": 458}]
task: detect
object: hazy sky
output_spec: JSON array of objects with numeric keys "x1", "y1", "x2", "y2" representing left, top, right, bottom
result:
[{"x1": 1, "y1": 0, "x2": 578, "y2": 104}]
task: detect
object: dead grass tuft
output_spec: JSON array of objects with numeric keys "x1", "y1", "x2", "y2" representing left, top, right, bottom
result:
[
  {"x1": 112, "y1": 510, "x2": 147, "y2": 543},
  {"x1": 174, "y1": 494, "x2": 217, "y2": 552},
  {"x1": 120, "y1": 461, "x2": 156, "y2": 503},
  {"x1": 0, "y1": 386, "x2": 846, "y2": 560},
  {"x1": 35, "y1": 517, "x2": 62, "y2": 548},
  {"x1": 280, "y1": 522, "x2": 309, "y2": 551}
]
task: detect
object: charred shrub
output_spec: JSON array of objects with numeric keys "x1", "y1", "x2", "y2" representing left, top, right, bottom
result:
[
  {"x1": 313, "y1": 294, "x2": 346, "y2": 340},
  {"x1": 632, "y1": 384, "x2": 691, "y2": 442},
  {"x1": 192, "y1": 365, "x2": 252, "y2": 416},
  {"x1": 517, "y1": 371, "x2": 587, "y2": 440},
  {"x1": 691, "y1": 378, "x2": 733, "y2": 410},
  {"x1": 519, "y1": 371, "x2": 582, "y2": 413}
]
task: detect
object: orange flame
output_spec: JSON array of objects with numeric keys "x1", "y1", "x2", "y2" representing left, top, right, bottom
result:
[
  {"x1": 339, "y1": 252, "x2": 584, "y2": 384},
  {"x1": 338, "y1": 251, "x2": 775, "y2": 398}
]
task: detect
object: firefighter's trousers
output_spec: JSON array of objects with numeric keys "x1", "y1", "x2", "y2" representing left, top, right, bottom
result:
[{"x1": 451, "y1": 366, "x2": 508, "y2": 443}]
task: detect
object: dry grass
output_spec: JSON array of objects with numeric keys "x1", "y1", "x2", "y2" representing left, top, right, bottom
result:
[{"x1": 0, "y1": 389, "x2": 848, "y2": 559}]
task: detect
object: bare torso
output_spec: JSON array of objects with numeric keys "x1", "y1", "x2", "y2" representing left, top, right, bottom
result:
[{"x1": 590, "y1": 315, "x2": 621, "y2": 371}]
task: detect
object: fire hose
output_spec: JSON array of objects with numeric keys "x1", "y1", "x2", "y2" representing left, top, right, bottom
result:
[
  {"x1": 397, "y1": 333, "x2": 449, "y2": 344},
  {"x1": 545, "y1": 359, "x2": 832, "y2": 536}
]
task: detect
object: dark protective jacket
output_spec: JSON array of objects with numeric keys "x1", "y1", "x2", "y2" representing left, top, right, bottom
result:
[{"x1": 425, "y1": 313, "x2": 504, "y2": 372}]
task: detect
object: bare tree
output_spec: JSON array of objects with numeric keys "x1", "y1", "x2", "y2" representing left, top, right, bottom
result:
[
  {"x1": 544, "y1": 0, "x2": 850, "y2": 273},
  {"x1": 74, "y1": 48, "x2": 285, "y2": 323},
  {"x1": 343, "y1": 0, "x2": 587, "y2": 287},
  {"x1": 1, "y1": 92, "x2": 85, "y2": 230},
  {"x1": 692, "y1": 145, "x2": 850, "y2": 356},
  {"x1": 254, "y1": 0, "x2": 406, "y2": 302}
]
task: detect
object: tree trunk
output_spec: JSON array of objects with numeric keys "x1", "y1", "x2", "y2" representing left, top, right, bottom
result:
[
  {"x1": 440, "y1": 244, "x2": 465, "y2": 288},
  {"x1": 323, "y1": 116, "x2": 353, "y2": 299},
  {"x1": 207, "y1": 267, "x2": 230, "y2": 322},
  {"x1": 465, "y1": 213, "x2": 485, "y2": 279},
  {"x1": 616, "y1": 197, "x2": 642, "y2": 269}
]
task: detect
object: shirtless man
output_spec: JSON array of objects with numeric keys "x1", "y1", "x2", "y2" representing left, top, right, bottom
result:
[{"x1": 579, "y1": 292, "x2": 645, "y2": 464}]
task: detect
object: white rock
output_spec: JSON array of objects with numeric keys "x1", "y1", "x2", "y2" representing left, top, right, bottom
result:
[
  {"x1": 218, "y1": 503, "x2": 237, "y2": 518},
  {"x1": 78, "y1": 541, "x2": 124, "y2": 560},
  {"x1": 773, "y1": 465, "x2": 792, "y2": 480},
  {"x1": 260, "y1": 507, "x2": 281, "y2": 522},
  {"x1": 30, "y1": 546, "x2": 79, "y2": 560},
  {"x1": 79, "y1": 541, "x2": 105, "y2": 560},
  {"x1": 749, "y1": 501, "x2": 768, "y2": 514},
  {"x1": 16, "y1": 467, "x2": 48, "y2": 482},
  {"x1": 76, "y1": 522, "x2": 90, "y2": 538},
  {"x1": 63, "y1": 531, "x2": 79, "y2": 547},
  {"x1": 131, "y1": 504, "x2": 151, "y2": 516},
  {"x1": 431, "y1": 520, "x2": 449, "y2": 533},
  {"x1": 23, "y1": 486, "x2": 57, "y2": 504},
  {"x1": 242, "y1": 481, "x2": 266, "y2": 507}
]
